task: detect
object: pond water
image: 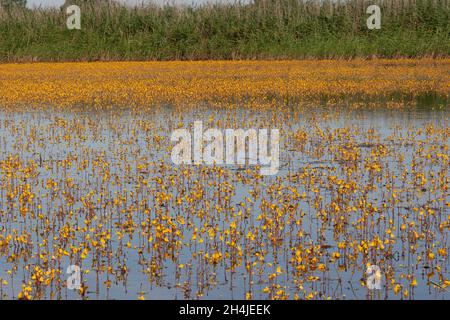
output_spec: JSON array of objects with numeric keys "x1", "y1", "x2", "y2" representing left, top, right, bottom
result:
[{"x1": 0, "y1": 103, "x2": 448, "y2": 300}]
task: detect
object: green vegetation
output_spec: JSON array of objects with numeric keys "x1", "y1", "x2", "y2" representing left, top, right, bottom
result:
[
  {"x1": 0, "y1": 0, "x2": 449, "y2": 61},
  {"x1": 0, "y1": 0, "x2": 26, "y2": 10}
]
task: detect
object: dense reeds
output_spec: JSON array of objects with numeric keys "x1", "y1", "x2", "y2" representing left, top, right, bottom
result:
[{"x1": 0, "y1": 0, "x2": 449, "y2": 61}]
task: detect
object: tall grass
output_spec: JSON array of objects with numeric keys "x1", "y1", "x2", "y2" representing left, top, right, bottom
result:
[{"x1": 0, "y1": 0, "x2": 449, "y2": 61}]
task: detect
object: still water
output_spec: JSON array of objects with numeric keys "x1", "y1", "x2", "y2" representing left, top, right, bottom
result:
[{"x1": 0, "y1": 103, "x2": 448, "y2": 300}]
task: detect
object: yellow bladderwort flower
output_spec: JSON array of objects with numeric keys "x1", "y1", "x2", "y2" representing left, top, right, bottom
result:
[
  {"x1": 0, "y1": 59, "x2": 448, "y2": 300},
  {"x1": 0, "y1": 60, "x2": 447, "y2": 109}
]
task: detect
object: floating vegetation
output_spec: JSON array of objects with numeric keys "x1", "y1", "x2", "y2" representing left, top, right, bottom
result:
[
  {"x1": 0, "y1": 60, "x2": 448, "y2": 300},
  {"x1": 0, "y1": 60, "x2": 448, "y2": 110}
]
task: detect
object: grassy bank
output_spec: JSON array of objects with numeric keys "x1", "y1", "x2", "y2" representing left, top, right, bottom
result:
[{"x1": 0, "y1": 0, "x2": 449, "y2": 61}]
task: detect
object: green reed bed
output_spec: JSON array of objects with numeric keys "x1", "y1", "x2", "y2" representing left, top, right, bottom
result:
[{"x1": 0, "y1": 0, "x2": 449, "y2": 61}]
